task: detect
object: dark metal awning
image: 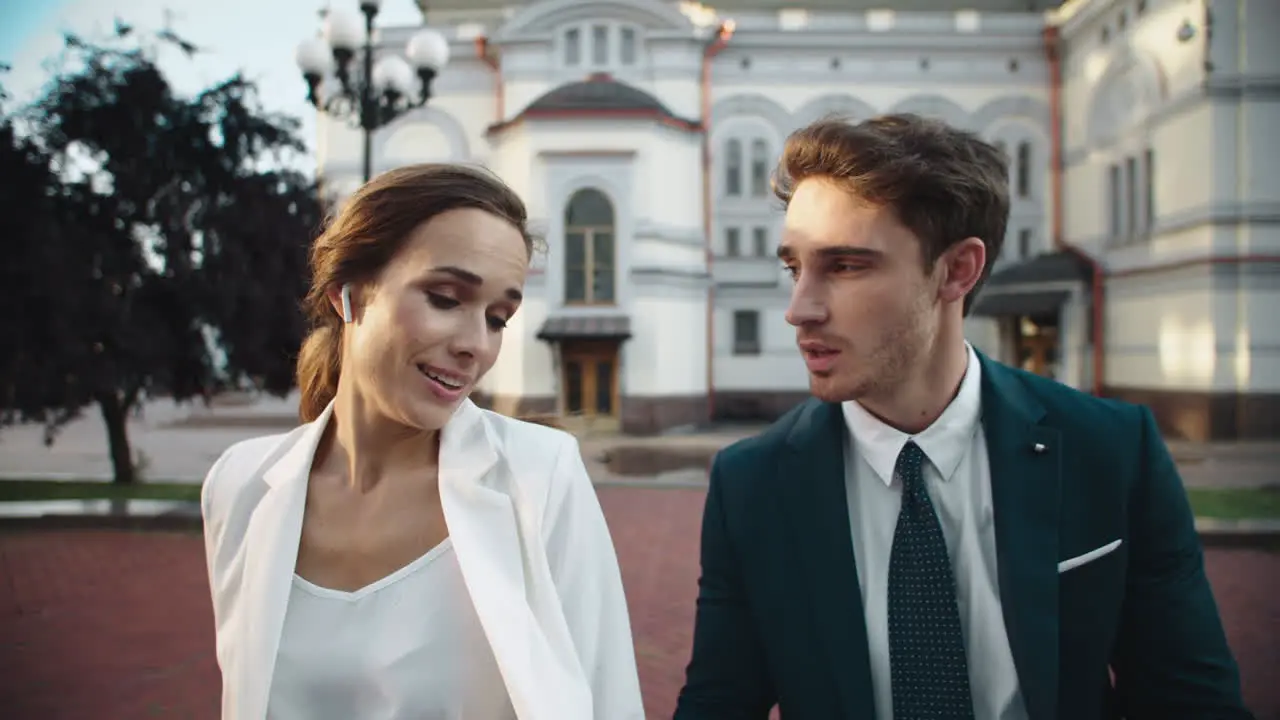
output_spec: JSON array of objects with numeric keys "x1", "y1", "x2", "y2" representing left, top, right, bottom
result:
[
  {"x1": 971, "y1": 290, "x2": 1070, "y2": 318},
  {"x1": 985, "y1": 250, "x2": 1093, "y2": 289},
  {"x1": 536, "y1": 315, "x2": 632, "y2": 341}
]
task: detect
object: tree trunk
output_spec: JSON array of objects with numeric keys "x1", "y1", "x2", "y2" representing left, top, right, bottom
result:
[{"x1": 98, "y1": 392, "x2": 136, "y2": 485}]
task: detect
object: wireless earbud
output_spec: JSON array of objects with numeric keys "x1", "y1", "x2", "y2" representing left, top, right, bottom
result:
[{"x1": 340, "y1": 283, "x2": 353, "y2": 323}]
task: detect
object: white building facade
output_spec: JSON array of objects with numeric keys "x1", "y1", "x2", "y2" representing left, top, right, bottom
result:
[{"x1": 315, "y1": 0, "x2": 1279, "y2": 439}]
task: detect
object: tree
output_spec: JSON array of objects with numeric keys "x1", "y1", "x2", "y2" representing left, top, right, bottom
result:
[{"x1": 0, "y1": 25, "x2": 326, "y2": 483}]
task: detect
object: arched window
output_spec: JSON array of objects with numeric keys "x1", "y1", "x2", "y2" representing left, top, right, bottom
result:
[
  {"x1": 564, "y1": 188, "x2": 616, "y2": 304},
  {"x1": 750, "y1": 139, "x2": 770, "y2": 196},
  {"x1": 724, "y1": 138, "x2": 742, "y2": 196},
  {"x1": 1016, "y1": 141, "x2": 1032, "y2": 198}
]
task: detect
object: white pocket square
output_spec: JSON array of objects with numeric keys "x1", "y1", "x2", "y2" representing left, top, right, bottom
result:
[{"x1": 1057, "y1": 539, "x2": 1123, "y2": 573}]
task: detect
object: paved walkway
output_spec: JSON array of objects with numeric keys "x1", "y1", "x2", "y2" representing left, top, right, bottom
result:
[
  {"x1": 1, "y1": 486, "x2": 1276, "y2": 719},
  {"x1": 1, "y1": 397, "x2": 1276, "y2": 488}
]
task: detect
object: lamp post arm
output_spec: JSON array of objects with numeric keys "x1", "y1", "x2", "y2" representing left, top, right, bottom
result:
[{"x1": 360, "y1": 7, "x2": 377, "y2": 182}]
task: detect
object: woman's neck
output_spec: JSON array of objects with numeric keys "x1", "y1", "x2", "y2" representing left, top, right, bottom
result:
[{"x1": 319, "y1": 377, "x2": 439, "y2": 493}]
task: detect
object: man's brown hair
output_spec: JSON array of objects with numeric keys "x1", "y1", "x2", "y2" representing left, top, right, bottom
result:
[{"x1": 773, "y1": 113, "x2": 1009, "y2": 315}]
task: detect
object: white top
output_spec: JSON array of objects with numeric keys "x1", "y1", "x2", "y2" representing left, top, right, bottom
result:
[
  {"x1": 841, "y1": 343, "x2": 1028, "y2": 720},
  {"x1": 203, "y1": 399, "x2": 645, "y2": 720},
  {"x1": 266, "y1": 538, "x2": 516, "y2": 720}
]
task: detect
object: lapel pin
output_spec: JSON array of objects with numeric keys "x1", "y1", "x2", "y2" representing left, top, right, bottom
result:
[{"x1": 1033, "y1": 442, "x2": 1047, "y2": 454}]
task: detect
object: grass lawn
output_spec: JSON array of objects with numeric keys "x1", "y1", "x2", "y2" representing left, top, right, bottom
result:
[
  {"x1": 1185, "y1": 487, "x2": 1280, "y2": 521},
  {"x1": 0, "y1": 479, "x2": 1277, "y2": 521},
  {"x1": 0, "y1": 479, "x2": 201, "y2": 503}
]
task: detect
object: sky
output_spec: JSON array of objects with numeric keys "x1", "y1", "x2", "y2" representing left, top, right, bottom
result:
[{"x1": 1, "y1": 0, "x2": 426, "y2": 162}]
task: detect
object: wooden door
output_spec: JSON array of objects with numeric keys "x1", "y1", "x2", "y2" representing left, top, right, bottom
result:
[
  {"x1": 561, "y1": 340, "x2": 619, "y2": 432},
  {"x1": 1015, "y1": 319, "x2": 1059, "y2": 379}
]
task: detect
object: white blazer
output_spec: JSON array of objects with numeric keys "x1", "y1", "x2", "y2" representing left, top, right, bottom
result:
[{"x1": 201, "y1": 398, "x2": 646, "y2": 720}]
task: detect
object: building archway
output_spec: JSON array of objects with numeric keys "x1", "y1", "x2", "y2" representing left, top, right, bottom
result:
[{"x1": 546, "y1": 187, "x2": 626, "y2": 431}]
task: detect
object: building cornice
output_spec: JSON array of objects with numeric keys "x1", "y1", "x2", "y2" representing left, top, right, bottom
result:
[{"x1": 1049, "y1": 0, "x2": 1118, "y2": 39}]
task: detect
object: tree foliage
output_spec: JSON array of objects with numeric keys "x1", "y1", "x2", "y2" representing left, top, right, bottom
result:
[{"x1": 0, "y1": 25, "x2": 328, "y2": 483}]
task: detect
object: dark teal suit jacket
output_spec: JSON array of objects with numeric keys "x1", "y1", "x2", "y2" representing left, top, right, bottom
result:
[{"x1": 674, "y1": 353, "x2": 1253, "y2": 720}]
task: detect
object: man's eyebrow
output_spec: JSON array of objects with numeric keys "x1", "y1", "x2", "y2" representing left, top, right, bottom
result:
[
  {"x1": 816, "y1": 246, "x2": 882, "y2": 260},
  {"x1": 427, "y1": 265, "x2": 523, "y2": 302},
  {"x1": 775, "y1": 245, "x2": 883, "y2": 260}
]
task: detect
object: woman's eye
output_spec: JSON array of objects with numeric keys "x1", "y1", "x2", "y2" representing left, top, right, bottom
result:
[
  {"x1": 487, "y1": 315, "x2": 509, "y2": 331},
  {"x1": 426, "y1": 292, "x2": 459, "y2": 310}
]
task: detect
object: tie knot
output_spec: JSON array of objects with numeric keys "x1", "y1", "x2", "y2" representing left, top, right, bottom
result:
[{"x1": 894, "y1": 441, "x2": 927, "y2": 490}]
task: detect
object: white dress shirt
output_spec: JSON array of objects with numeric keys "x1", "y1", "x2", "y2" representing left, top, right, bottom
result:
[
  {"x1": 841, "y1": 344, "x2": 1029, "y2": 720},
  {"x1": 267, "y1": 539, "x2": 516, "y2": 720}
]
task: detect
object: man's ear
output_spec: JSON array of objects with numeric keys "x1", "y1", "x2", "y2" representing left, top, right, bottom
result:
[{"x1": 937, "y1": 237, "x2": 986, "y2": 306}]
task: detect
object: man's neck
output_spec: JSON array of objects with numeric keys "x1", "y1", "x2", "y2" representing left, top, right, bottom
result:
[{"x1": 860, "y1": 331, "x2": 971, "y2": 436}]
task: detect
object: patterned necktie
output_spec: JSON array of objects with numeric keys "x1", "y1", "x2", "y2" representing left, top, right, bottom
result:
[{"x1": 887, "y1": 441, "x2": 975, "y2": 720}]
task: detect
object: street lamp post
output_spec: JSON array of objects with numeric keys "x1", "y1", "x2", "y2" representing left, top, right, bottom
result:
[{"x1": 294, "y1": 1, "x2": 450, "y2": 183}]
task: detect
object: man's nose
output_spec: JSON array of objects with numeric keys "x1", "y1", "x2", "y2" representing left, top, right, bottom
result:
[{"x1": 785, "y1": 280, "x2": 828, "y2": 327}]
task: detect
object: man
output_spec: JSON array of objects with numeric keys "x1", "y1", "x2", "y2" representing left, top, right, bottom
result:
[{"x1": 673, "y1": 115, "x2": 1252, "y2": 720}]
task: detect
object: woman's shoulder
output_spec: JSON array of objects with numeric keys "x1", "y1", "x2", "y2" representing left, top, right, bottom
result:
[
  {"x1": 200, "y1": 427, "x2": 304, "y2": 519},
  {"x1": 480, "y1": 410, "x2": 581, "y2": 467}
]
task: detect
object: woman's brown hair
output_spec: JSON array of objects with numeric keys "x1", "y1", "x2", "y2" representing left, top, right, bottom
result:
[{"x1": 296, "y1": 163, "x2": 534, "y2": 423}]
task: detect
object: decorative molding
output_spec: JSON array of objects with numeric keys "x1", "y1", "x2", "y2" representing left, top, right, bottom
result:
[
  {"x1": 1204, "y1": 75, "x2": 1280, "y2": 101},
  {"x1": 720, "y1": 32, "x2": 1044, "y2": 53},
  {"x1": 633, "y1": 219, "x2": 704, "y2": 248},
  {"x1": 710, "y1": 62, "x2": 1047, "y2": 86},
  {"x1": 630, "y1": 266, "x2": 711, "y2": 290},
  {"x1": 887, "y1": 93, "x2": 969, "y2": 127},
  {"x1": 1062, "y1": 75, "x2": 1280, "y2": 165},
  {"x1": 372, "y1": 105, "x2": 472, "y2": 166},
  {"x1": 709, "y1": 93, "x2": 794, "y2": 136},
  {"x1": 1064, "y1": 202, "x2": 1280, "y2": 274},
  {"x1": 1086, "y1": 46, "x2": 1168, "y2": 148},
  {"x1": 497, "y1": 0, "x2": 694, "y2": 40},
  {"x1": 791, "y1": 94, "x2": 879, "y2": 127},
  {"x1": 707, "y1": 90, "x2": 1050, "y2": 139},
  {"x1": 969, "y1": 95, "x2": 1052, "y2": 135}
]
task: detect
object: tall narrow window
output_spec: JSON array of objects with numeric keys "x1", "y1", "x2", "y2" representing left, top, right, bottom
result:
[
  {"x1": 1016, "y1": 141, "x2": 1031, "y2": 198},
  {"x1": 750, "y1": 139, "x2": 770, "y2": 196},
  {"x1": 752, "y1": 226, "x2": 768, "y2": 256},
  {"x1": 592, "y1": 25, "x2": 609, "y2": 65},
  {"x1": 725, "y1": 227, "x2": 741, "y2": 256},
  {"x1": 1108, "y1": 163, "x2": 1122, "y2": 239},
  {"x1": 1124, "y1": 155, "x2": 1137, "y2": 238},
  {"x1": 725, "y1": 139, "x2": 742, "y2": 196},
  {"x1": 1018, "y1": 228, "x2": 1032, "y2": 259},
  {"x1": 733, "y1": 310, "x2": 761, "y2": 355},
  {"x1": 1143, "y1": 149, "x2": 1155, "y2": 232},
  {"x1": 564, "y1": 188, "x2": 616, "y2": 304},
  {"x1": 564, "y1": 28, "x2": 580, "y2": 66},
  {"x1": 620, "y1": 27, "x2": 637, "y2": 65}
]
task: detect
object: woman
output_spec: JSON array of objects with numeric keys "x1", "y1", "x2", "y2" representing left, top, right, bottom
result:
[{"x1": 201, "y1": 164, "x2": 645, "y2": 720}]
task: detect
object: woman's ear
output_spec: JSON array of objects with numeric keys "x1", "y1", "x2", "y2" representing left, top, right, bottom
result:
[{"x1": 326, "y1": 283, "x2": 354, "y2": 323}]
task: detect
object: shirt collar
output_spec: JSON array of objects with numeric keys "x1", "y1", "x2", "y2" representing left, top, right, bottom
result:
[{"x1": 841, "y1": 343, "x2": 983, "y2": 487}]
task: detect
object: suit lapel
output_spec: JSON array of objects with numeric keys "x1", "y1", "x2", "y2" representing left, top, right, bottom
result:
[
  {"x1": 979, "y1": 354, "x2": 1062, "y2": 720},
  {"x1": 438, "y1": 400, "x2": 593, "y2": 720},
  {"x1": 781, "y1": 400, "x2": 877, "y2": 720},
  {"x1": 238, "y1": 406, "x2": 332, "y2": 720}
]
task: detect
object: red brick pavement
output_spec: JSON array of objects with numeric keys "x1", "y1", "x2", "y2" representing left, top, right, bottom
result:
[{"x1": 1, "y1": 487, "x2": 1277, "y2": 719}]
